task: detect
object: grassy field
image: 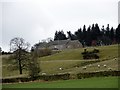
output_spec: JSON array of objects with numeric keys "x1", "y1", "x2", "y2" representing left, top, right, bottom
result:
[
  {"x1": 2, "y1": 44, "x2": 118, "y2": 77},
  {"x1": 39, "y1": 44, "x2": 118, "y2": 61},
  {"x1": 2, "y1": 76, "x2": 119, "y2": 88}
]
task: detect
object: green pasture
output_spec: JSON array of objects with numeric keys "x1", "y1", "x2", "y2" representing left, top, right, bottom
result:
[
  {"x1": 39, "y1": 44, "x2": 118, "y2": 61},
  {"x1": 2, "y1": 44, "x2": 119, "y2": 77}
]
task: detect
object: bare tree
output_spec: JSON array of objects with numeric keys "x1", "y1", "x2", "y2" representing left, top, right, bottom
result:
[
  {"x1": 10, "y1": 37, "x2": 30, "y2": 74},
  {"x1": 28, "y1": 50, "x2": 41, "y2": 79}
]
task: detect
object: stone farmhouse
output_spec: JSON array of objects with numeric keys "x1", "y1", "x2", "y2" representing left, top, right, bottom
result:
[{"x1": 37, "y1": 40, "x2": 82, "y2": 50}]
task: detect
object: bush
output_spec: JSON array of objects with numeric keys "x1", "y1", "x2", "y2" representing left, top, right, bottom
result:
[
  {"x1": 77, "y1": 71, "x2": 120, "y2": 79},
  {"x1": 34, "y1": 73, "x2": 70, "y2": 81},
  {"x1": 2, "y1": 73, "x2": 70, "y2": 83},
  {"x1": 81, "y1": 49, "x2": 99, "y2": 59},
  {"x1": 92, "y1": 49, "x2": 99, "y2": 53},
  {"x1": 83, "y1": 53, "x2": 99, "y2": 59},
  {"x1": 38, "y1": 48, "x2": 52, "y2": 57}
]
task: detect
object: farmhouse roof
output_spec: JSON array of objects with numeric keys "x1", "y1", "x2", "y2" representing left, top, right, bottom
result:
[
  {"x1": 37, "y1": 40, "x2": 81, "y2": 48},
  {"x1": 48, "y1": 40, "x2": 70, "y2": 46}
]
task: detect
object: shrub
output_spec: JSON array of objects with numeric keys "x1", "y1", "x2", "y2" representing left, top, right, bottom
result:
[
  {"x1": 38, "y1": 73, "x2": 70, "y2": 81},
  {"x1": 37, "y1": 48, "x2": 52, "y2": 57},
  {"x1": 92, "y1": 49, "x2": 99, "y2": 53},
  {"x1": 77, "y1": 71, "x2": 120, "y2": 79},
  {"x1": 81, "y1": 49, "x2": 99, "y2": 59},
  {"x1": 2, "y1": 73, "x2": 70, "y2": 83}
]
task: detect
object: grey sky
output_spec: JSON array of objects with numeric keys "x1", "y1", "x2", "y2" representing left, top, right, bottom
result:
[{"x1": 1, "y1": 0, "x2": 119, "y2": 51}]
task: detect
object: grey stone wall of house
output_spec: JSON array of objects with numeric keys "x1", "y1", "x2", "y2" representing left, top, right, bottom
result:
[
  {"x1": 37, "y1": 40, "x2": 83, "y2": 50},
  {"x1": 49, "y1": 40, "x2": 82, "y2": 50},
  {"x1": 49, "y1": 45, "x2": 66, "y2": 50},
  {"x1": 66, "y1": 40, "x2": 82, "y2": 49}
]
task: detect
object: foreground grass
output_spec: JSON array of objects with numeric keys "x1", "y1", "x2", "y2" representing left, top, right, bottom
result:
[{"x1": 2, "y1": 76, "x2": 119, "y2": 88}]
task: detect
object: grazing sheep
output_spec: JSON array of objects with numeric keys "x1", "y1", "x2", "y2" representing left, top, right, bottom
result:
[
  {"x1": 97, "y1": 65, "x2": 100, "y2": 68},
  {"x1": 76, "y1": 66, "x2": 78, "y2": 68},
  {"x1": 82, "y1": 66, "x2": 87, "y2": 70},
  {"x1": 96, "y1": 59, "x2": 99, "y2": 61},
  {"x1": 59, "y1": 67, "x2": 63, "y2": 70},
  {"x1": 42, "y1": 72, "x2": 46, "y2": 75},
  {"x1": 103, "y1": 64, "x2": 107, "y2": 67}
]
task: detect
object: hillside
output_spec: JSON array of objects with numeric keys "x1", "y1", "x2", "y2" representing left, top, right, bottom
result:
[
  {"x1": 2, "y1": 44, "x2": 119, "y2": 78},
  {"x1": 39, "y1": 44, "x2": 118, "y2": 61}
]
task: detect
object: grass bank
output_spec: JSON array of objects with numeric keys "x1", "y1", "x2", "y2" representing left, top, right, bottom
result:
[{"x1": 2, "y1": 76, "x2": 119, "y2": 88}]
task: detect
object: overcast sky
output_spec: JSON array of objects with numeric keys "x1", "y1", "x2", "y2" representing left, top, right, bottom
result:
[{"x1": 0, "y1": 0, "x2": 119, "y2": 51}]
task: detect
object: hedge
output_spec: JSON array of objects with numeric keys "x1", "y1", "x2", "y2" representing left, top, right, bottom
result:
[
  {"x1": 2, "y1": 71, "x2": 120, "y2": 83},
  {"x1": 81, "y1": 49, "x2": 100, "y2": 59},
  {"x1": 77, "y1": 71, "x2": 120, "y2": 79},
  {"x1": 2, "y1": 73, "x2": 70, "y2": 83}
]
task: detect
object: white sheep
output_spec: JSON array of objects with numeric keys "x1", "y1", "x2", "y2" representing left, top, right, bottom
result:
[
  {"x1": 42, "y1": 72, "x2": 46, "y2": 75},
  {"x1": 59, "y1": 67, "x2": 63, "y2": 70},
  {"x1": 98, "y1": 65, "x2": 100, "y2": 68},
  {"x1": 82, "y1": 66, "x2": 87, "y2": 70},
  {"x1": 76, "y1": 66, "x2": 79, "y2": 68},
  {"x1": 103, "y1": 64, "x2": 107, "y2": 67}
]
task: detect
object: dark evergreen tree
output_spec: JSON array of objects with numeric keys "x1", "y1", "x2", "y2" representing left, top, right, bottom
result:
[
  {"x1": 91, "y1": 24, "x2": 96, "y2": 40},
  {"x1": 75, "y1": 28, "x2": 83, "y2": 41},
  {"x1": 67, "y1": 31, "x2": 77, "y2": 40},
  {"x1": 95, "y1": 23, "x2": 101, "y2": 38},
  {"x1": 105, "y1": 24, "x2": 110, "y2": 38},
  {"x1": 115, "y1": 24, "x2": 120, "y2": 43},
  {"x1": 101, "y1": 25, "x2": 105, "y2": 36},
  {"x1": 82, "y1": 25, "x2": 87, "y2": 47},
  {"x1": 110, "y1": 27, "x2": 115, "y2": 41},
  {"x1": 83, "y1": 25, "x2": 87, "y2": 39},
  {"x1": 54, "y1": 30, "x2": 67, "y2": 40},
  {"x1": 86, "y1": 26, "x2": 92, "y2": 46}
]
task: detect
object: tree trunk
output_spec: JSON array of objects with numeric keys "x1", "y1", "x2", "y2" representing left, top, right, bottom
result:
[
  {"x1": 18, "y1": 49, "x2": 22, "y2": 74},
  {"x1": 19, "y1": 59, "x2": 22, "y2": 74}
]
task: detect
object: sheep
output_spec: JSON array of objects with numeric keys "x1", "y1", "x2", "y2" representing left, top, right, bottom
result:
[
  {"x1": 82, "y1": 66, "x2": 87, "y2": 70},
  {"x1": 103, "y1": 64, "x2": 107, "y2": 67},
  {"x1": 59, "y1": 67, "x2": 63, "y2": 70},
  {"x1": 97, "y1": 65, "x2": 100, "y2": 68},
  {"x1": 76, "y1": 66, "x2": 78, "y2": 68},
  {"x1": 76, "y1": 66, "x2": 79, "y2": 68},
  {"x1": 42, "y1": 72, "x2": 46, "y2": 75}
]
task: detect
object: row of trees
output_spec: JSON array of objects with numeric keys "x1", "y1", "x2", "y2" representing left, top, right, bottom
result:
[{"x1": 54, "y1": 24, "x2": 120, "y2": 46}]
